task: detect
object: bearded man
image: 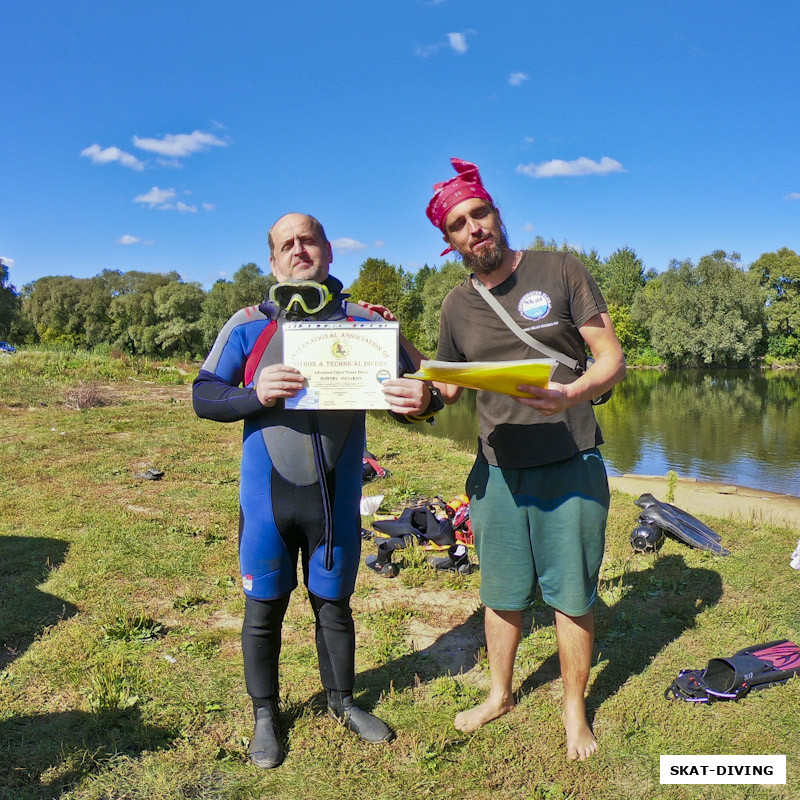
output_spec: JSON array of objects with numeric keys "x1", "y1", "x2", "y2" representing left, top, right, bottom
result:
[{"x1": 425, "y1": 159, "x2": 626, "y2": 761}]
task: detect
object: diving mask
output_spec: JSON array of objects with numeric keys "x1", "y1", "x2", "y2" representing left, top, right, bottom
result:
[{"x1": 269, "y1": 281, "x2": 334, "y2": 315}]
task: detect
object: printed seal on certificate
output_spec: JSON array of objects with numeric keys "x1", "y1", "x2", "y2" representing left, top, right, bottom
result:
[{"x1": 282, "y1": 321, "x2": 399, "y2": 410}]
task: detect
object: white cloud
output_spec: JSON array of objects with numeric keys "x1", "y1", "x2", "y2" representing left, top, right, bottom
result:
[
  {"x1": 508, "y1": 72, "x2": 529, "y2": 87},
  {"x1": 81, "y1": 143, "x2": 145, "y2": 171},
  {"x1": 415, "y1": 42, "x2": 444, "y2": 57},
  {"x1": 521, "y1": 222, "x2": 535, "y2": 232},
  {"x1": 0, "y1": 256, "x2": 15, "y2": 268},
  {"x1": 785, "y1": 192, "x2": 800, "y2": 201},
  {"x1": 132, "y1": 130, "x2": 226, "y2": 158},
  {"x1": 373, "y1": 240, "x2": 386, "y2": 248},
  {"x1": 202, "y1": 203, "x2": 215, "y2": 211},
  {"x1": 175, "y1": 201, "x2": 197, "y2": 213},
  {"x1": 331, "y1": 237, "x2": 368, "y2": 253},
  {"x1": 447, "y1": 32, "x2": 468, "y2": 54},
  {"x1": 117, "y1": 234, "x2": 142, "y2": 245},
  {"x1": 516, "y1": 156, "x2": 625, "y2": 178},
  {"x1": 416, "y1": 29, "x2": 473, "y2": 57},
  {"x1": 133, "y1": 186, "x2": 177, "y2": 208}
]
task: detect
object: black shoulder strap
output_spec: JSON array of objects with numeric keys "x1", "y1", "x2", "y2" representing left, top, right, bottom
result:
[{"x1": 470, "y1": 276, "x2": 582, "y2": 373}]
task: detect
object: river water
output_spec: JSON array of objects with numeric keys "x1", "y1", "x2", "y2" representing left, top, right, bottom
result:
[{"x1": 414, "y1": 369, "x2": 800, "y2": 497}]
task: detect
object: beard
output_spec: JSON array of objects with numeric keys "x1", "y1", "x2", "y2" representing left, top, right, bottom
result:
[{"x1": 460, "y1": 227, "x2": 510, "y2": 275}]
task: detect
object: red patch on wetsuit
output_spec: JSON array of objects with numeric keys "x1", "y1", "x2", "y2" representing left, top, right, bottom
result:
[{"x1": 244, "y1": 321, "x2": 277, "y2": 387}]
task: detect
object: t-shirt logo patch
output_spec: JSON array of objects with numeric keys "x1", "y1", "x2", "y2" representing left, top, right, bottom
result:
[{"x1": 518, "y1": 291, "x2": 551, "y2": 321}]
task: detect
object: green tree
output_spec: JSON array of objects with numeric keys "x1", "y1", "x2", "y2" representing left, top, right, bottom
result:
[
  {"x1": 749, "y1": 247, "x2": 800, "y2": 360},
  {"x1": 632, "y1": 251, "x2": 765, "y2": 366},
  {"x1": 24, "y1": 275, "x2": 88, "y2": 345},
  {"x1": 396, "y1": 265, "x2": 433, "y2": 351},
  {"x1": 607, "y1": 303, "x2": 650, "y2": 357},
  {"x1": 0, "y1": 259, "x2": 20, "y2": 339},
  {"x1": 603, "y1": 247, "x2": 645, "y2": 307},
  {"x1": 348, "y1": 258, "x2": 405, "y2": 313},
  {"x1": 527, "y1": 237, "x2": 604, "y2": 285},
  {"x1": 154, "y1": 281, "x2": 206, "y2": 355},
  {"x1": 108, "y1": 272, "x2": 179, "y2": 354},
  {"x1": 419, "y1": 260, "x2": 470, "y2": 352},
  {"x1": 199, "y1": 264, "x2": 273, "y2": 350}
]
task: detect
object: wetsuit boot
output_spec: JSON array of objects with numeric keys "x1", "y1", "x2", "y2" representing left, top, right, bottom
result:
[
  {"x1": 249, "y1": 699, "x2": 284, "y2": 768},
  {"x1": 429, "y1": 543, "x2": 471, "y2": 573},
  {"x1": 326, "y1": 690, "x2": 395, "y2": 743}
]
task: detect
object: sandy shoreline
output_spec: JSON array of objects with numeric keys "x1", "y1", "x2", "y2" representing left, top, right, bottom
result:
[{"x1": 609, "y1": 473, "x2": 800, "y2": 531}]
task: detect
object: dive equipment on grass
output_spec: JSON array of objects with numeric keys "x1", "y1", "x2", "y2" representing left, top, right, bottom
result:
[
  {"x1": 629, "y1": 521, "x2": 665, "y2": 553},
  {"x1": 365, "y1": 499, "x2": 476, "y2": 575},
  {"x1": 371, "y1": 505, "x2": 456, "y2": 547},
  {"x1": 362, "y1": 449, "x2": 390, "y2": 483},
  {"x1": 666, "y1": 640, "x2": 800, "y2": 703},
  {"x1": 631, "y1": 493, "x2": 729, "y2": 556},
  {"x1": 429, "y1": 543, "x2": 472, "y2": 574}
]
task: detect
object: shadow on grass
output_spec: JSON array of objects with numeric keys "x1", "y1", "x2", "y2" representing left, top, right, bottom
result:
[
  {"x1": 0, "y1": 535, "x2": 78, "y2": 669},
  {"x1": 0, "y1": 708, "x2": 174, "y2": 799},
  {"x1": 292, "y1": 605, "x2": 485, "y2": 728},
  {"x1": 516, "y1": 552, "x2": 723, "y2": 714},
  {"x1": 275, "y1": 553, "x2": 721, "y2": 755}
]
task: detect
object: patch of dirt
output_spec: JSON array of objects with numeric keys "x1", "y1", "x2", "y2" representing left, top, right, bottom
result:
[
  {"x1": 610, "y1": 474, "x2": 800, "y2": 531},
  {"x1": 208, "y1": 610, "x2": 242, "y2": 630},
  {"x1": 406, "y1": 617, "x2": 480, "y2": 676},
  {"x1": 125, "y1": 504, "x2": 162, "y2": 516},
  {"x1": 100, "y1": 382, "x2": 192, "y2": 404}
]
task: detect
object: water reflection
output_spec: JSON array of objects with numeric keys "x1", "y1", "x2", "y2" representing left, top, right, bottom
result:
[{"x1": 412, "y1": 370, "x2": 800, "y2": 496}]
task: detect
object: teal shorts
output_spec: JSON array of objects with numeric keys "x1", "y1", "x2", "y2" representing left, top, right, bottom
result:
[{"x1": 466, "y1": 448, "x2": 609, "y2": 616}]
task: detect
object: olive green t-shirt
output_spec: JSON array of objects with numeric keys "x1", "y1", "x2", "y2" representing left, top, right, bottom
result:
[{"x1": 436, "y1": 251, "x2": 607, "y2": 468}]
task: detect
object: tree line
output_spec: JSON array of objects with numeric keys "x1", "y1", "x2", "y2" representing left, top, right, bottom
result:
[{"x1": 1, "y1": 243, "x2": 798, "y2": 366}]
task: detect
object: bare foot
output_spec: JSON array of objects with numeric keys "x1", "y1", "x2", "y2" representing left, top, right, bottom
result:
[
  {"x1": 562, "y1": 701, "x2": 597, "y2": 761},
  {"x1": 454, "y1": 696, "x2": 515, "y2": 733}
]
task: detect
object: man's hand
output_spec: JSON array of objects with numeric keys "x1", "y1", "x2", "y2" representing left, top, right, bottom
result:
[
  {"x1": 357, "y1": 301, "x2": 397, "y2": 322},
  {"x1": 513, "y1": 382, "x2": 576, "y2": 416},
  {"x1": 381, "y1": 377, "x2": 430, "y2": 416},
  {"x1": 255, "y1": 363, "x2": 305, "y2": 407}
]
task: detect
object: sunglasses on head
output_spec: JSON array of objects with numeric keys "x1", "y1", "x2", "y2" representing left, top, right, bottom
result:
[{"x1": 268, "y1": 281, "x2": 333, "y2": 315}]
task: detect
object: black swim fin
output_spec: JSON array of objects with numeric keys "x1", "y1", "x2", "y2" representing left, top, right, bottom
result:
[
  {"x1": 636, "y1": 494, "x2": 729, "y2": 556},
  {"x1": 666, "y1": 639, "x2": 800, "y2": 702},
  {"x1": 635, "y1": 493, "x2": 721, "y2": 542}
]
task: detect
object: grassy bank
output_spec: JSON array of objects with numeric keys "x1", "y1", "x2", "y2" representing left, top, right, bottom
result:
[{"x1": 1, "y1": 351, "x2": 797, "y2": 800}]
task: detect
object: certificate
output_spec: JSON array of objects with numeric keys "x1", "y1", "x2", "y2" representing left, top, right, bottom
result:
[{"x1": 283, "y1": 321, "x2": 399, "y2": 410}]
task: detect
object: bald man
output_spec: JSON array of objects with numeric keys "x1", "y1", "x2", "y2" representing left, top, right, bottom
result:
[{"x1": 193, "y1": 213, "x2": 440, "y2": 767}]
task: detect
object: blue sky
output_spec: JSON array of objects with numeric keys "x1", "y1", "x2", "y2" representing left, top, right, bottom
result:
[{"x1": 2, "y1": 0, "x2": 799, "y2": 292}]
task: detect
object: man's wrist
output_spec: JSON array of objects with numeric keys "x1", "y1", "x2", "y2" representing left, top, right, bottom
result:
[{"x1": 405, "y1": 385, "x2": 445, "y2": 421}]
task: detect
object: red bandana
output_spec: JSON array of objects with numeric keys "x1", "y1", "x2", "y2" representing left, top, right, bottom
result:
[{"x1": 426, "y1": 158, "x2": 494, "y2": 255}]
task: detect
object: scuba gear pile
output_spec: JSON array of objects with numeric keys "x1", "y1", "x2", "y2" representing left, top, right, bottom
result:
[
  {"x1": 665, "y1": 640, "x2": 800, "y2": 703},
  {"x1": 268, "y1": 280, "x2": 334, "y2": 316},
  {"x1": 364, "y1": 497, "x2": 476, "y2": 577},
  {"x1": 630, "y1": 493, "x2": 729, "y2": 556}
]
